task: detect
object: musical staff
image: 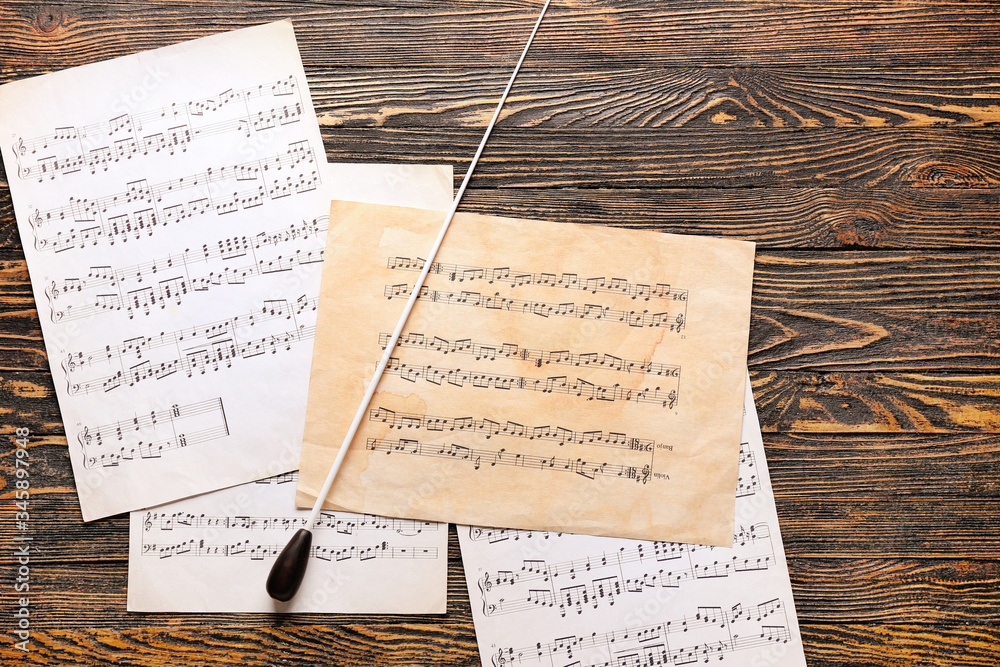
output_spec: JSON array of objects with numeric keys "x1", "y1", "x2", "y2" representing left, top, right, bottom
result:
[
  {"x1": 78, "y1": 397, "x2": 229, "y2": 469},
  {"x1": 477, "y1": 523, "x2": 774, "y2": 618},
  {"x1": 61, "y1": 296, "x2": 317, "y2": 395},
  {"x1": 384, "y1": 358, "x2": 680, "y2": 408},
  {"x1": 142, "y1": 540, "x2": 438, "y2": 561},
  {"x1": 490, "y1": 598, "x2": 792, "y2": 667},
  {"x1": 367, "y1": 437, "x2": 652, "y2": 483},
  {"x1": 380, "y1": 332, "x2": 681, "y2": 378},
  {"x1": 386, "y1": 284, "x2": 687, "y2": 331},
  {"x1": 30, "y1": 141, "x2": 320, "y2": 253},
  {"x1": 143, "y1": 508, "x2": 438, "y2": 536},
  {"x1": 388, "y1": 256, "x2": 689, "y2": 303},
  {"x1": 369, "y1": 407, "x2": 661, "y2": 453},
  {"x1": 13, "y1": 76, "x2": 303, "y2": 182},
  {"x1": 45, "y1": 215, "x2": 328, "y2": 323}
]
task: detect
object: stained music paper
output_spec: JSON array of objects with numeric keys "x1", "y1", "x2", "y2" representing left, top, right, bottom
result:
[
  {"x1": 127, "y1": 472, "x2": 447, "y2": 613},
  {"x1": 458, "y1": 375, "x2": 807, "y2": 667},
  {"x1": 0, "y1": 21, "x2": 453, "y2": 519},
  {"x1": 297, "y1": 202, "x2": 754, "y2": 546}
]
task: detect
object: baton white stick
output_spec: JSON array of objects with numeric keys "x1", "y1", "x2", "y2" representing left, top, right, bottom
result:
[{"x1": 267, "y1": 0, "x2": 552, "y2": 601}]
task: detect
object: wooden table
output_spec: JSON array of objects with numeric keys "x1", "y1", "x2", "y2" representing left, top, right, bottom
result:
[{"x1": 1, "y1": 2, "x2": 998, "y2": 665}]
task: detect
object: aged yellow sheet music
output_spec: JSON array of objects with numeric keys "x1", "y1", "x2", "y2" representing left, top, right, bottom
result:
[{"x1": 297, "y1": 202, "x2": 755, "y2": 546}]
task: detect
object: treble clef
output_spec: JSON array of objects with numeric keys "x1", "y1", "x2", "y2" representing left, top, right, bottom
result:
[
  {"x1": 79, "y1": 426, "x2": 92, "y2": 449},
  {"x1": 12, "y1": 137, "x2": 25, "y2": 156},
  {"x1": 492, "y1": 648, "x2": 507, "y2": 667},
  {"x1": 62, "y1": 352, "x2": 77, "y2": 374},
  {"x1": 144, "y1": 512, "x2": 153, "y2": 532}
]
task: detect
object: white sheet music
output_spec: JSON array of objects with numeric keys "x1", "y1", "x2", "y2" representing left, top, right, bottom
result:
[
  {"x1": 0, "y1": 21, "x2": 453, "y2": 519},
  {"x1": 458, "y1": 374, "x2": 807, "y2": 667},
  {"x1": 127, "y1": 472, "x2": 448, "y2": 613}
]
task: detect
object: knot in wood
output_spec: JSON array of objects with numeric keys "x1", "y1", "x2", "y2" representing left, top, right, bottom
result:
[{"x1": 36, "y1": 7, "x2": 64, "y2": 33}]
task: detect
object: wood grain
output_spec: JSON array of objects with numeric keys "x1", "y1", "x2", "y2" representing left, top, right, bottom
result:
[
  {"x1": 799, "y1": 624, "x2": 1000, "y2": 667},
  {"x1": 8, "y1": 65, "x2": 999, "y2": 130},
  {"x1": 1, "y1": 1, "x2": 1000, "y2": 68},
  {"x1": 314, "y1": 127, "x2": 1000, "y2": 188},
  {"x1": 753, "y1": 372, "x2": 1000, "y2": 432},
  {"x1": 306, "y1": 67, "x2": 1000, "y2": 130},
  {"x1": 1, "y1": 622, "x2": 998, "y2": 667}
]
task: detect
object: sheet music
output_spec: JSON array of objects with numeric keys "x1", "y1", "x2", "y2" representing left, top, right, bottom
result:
[
  {"x1": 128, "y1": 472, "x2": 447, "y2": 613},
  {"x1": 457, "y1": 375, "x2": 807, "y2": 667},
  {"x1": 0, "y1": 21, "x2": 454, "y2": 519},
  {"x1": 297, "y1": 202, "x2": 755, "y2": 546}
]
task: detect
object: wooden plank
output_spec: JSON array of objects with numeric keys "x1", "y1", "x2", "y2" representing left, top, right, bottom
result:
[
  {"x1": 753, "y1": 251, "x2": 1000, "y2": 312},
  {"x1": 1, "y1": 305, "x2": 997, "y2": 375},
  {"x1": 789, "y1": 558, "x2": 1000, "y2": 623},
  {"x1": 0, "y1": 624, "x2": 482, "y2": 666},
  {"x1": 4, "y1": 186, "x2": 1000, "y2": 252},
  {"x1": 1, "y1": 304, "x2": 998, "y2": 376},
  {"x1": 3, "y1": 125, "x2": 996, "y2": 189},
  {"x1": 5, "y1": 66, "x2": 999, "y2": 130},
  {"x1": 800, "y1": 624, "x2": 1000, "y2": 667},
  {"x1": 764, "y1": 432, "x2": 1000, "y2": 500},
  {"x1": 0, "y1": 557, "x2": 996, "y2": 630},
  {"x1": 1, "y1": 1, "x2": 999, "y2": 68},
  {"x1": 749, "y1": 307, "x2": 1000, "y2": 371},
  {"x1": 752, "y1": 372, "x2": 1000, "y2": 432},
  {"x1": 4, "y1": 251, "x2": 998, "y2": 312},
  {"x1": 4, "y1": 371, "x2": 1000, "y2": 436},
  {"x1": 3, "y1": 433, "x2": 999, "y2": 558},
  {"x1": 776, "y1": 499, "x2": 1000, "y2": 559},
  {"x1": 5, "y1": 249, "x2": 1000, "y2": 372},
  {"x1": 317, "y1": 127, "x2": 1000, "y2": 188},
  {"x1": 0, "y1": 308, "x2": 45, "y2": 373},
  {"x1": 6, "y1": 371, "x2": 1000, "y2": 435},
  {"x1": 306, "y1": 67, "x2": 1000, "y2": 130},
  {"x1": 0, "y1": 623, "x2": 998, "y2": 667}
]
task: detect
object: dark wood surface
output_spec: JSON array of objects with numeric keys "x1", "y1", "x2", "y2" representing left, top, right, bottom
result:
[{"x1": 1, "y1": 1, "x2": 999, "y2": 665}]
